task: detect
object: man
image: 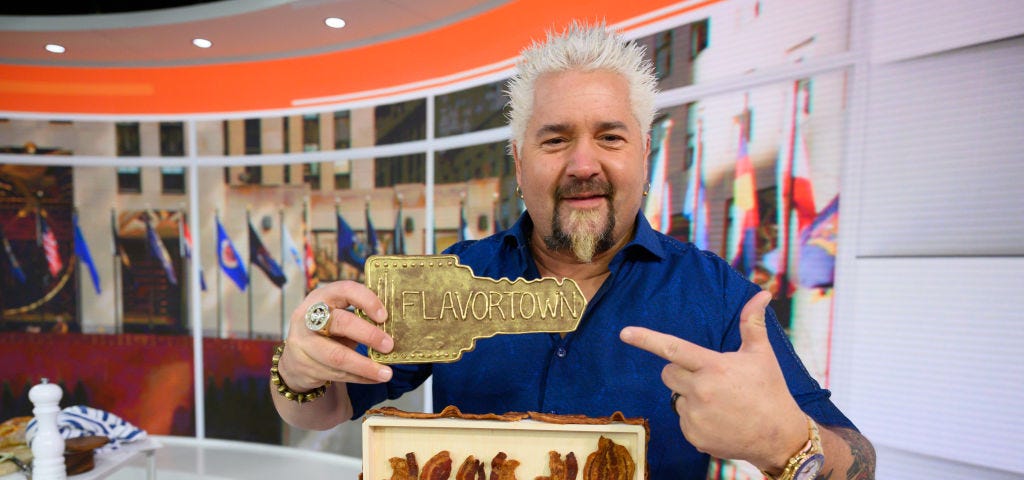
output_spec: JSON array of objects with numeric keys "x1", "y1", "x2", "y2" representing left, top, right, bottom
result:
[{"x1": 271, "y1": 23, "x2": 875, "y2": 479}]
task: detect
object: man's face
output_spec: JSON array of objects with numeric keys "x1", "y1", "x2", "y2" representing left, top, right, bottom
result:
[{"x1": 514, "y1": 69, "x2": 650, "y2": 262}]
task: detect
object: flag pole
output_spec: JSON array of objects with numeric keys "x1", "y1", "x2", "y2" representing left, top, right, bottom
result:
[
  {"x1": 110, "y1": 208, "x2": 122, "y2": 334},
  {"x1": 215, "y1": 209, "x2": 223, "y2": 338},
  {"x1": 178, "y1": 205, "x2": 190, "y2": 331},
  {"x1": 246, "y1": 208, "x2": 253, "y2": 339},
  {"x1": 303, "y1": 198, "x2": 311, "y2": 294},
  {"x1": 279, "y1": 208, "x2": 286, "y2": 339},
  {"x1": 73, "y1": 207, "x2": 82, "y2": 330},
  {"x1": 335, "y1": 198, "x2": 342, "y2": 281},
  {"x1": 692, "y1": 118, "x2": 703, "y2": 246},
  {"x1": 778, "y1": 80, "x2": 801, "y2": 300}
]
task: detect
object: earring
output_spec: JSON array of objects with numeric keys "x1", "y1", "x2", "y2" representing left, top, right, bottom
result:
[
  {"x1": 515, "y1": 185, "x2": 524, "y2": 199},
  {"x1": 642, "y1": 182, "x2": 650, "y2": 197}
]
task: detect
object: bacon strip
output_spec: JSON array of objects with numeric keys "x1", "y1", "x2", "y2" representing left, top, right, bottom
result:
[
  {"x1": 582, "y1": 436, "x2": 634, "y2": 480},
  {"x1": 421, "y1": 450, "x2": 453, "y2": 480}
]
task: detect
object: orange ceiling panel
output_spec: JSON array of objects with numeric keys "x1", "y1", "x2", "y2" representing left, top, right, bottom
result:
[{"x1": 0, "y1": 0, "x2": 715, "y2": 116}]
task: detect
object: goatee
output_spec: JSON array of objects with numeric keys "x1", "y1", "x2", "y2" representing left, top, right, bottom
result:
[{"x1": 543, "y1": 179, "x2": 615, "y2": 263}]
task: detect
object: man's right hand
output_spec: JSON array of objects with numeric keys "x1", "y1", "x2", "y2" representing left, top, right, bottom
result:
[{"x1": 272, "y1": 280, "x2": 395, "y2": 429}]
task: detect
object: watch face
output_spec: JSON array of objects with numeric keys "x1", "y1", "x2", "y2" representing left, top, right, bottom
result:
[{"x1": 794, "y1": 453, "x2": 825, "y2": 480}]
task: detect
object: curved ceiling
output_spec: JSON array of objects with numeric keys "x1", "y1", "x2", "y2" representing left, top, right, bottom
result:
[{"x1": 0, "y1": 0, "x2": 703, "y2": 116}]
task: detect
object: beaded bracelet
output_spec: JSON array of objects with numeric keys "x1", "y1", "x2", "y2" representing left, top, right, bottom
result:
[{"x1": 270, "y1": 342, "x2": 331, "y2": 403}]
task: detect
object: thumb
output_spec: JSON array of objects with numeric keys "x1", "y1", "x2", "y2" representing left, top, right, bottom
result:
[{"x1": 738, "y1": 290, "x2": 773, "y2": 353}]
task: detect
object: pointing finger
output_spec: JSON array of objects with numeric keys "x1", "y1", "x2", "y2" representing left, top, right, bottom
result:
[{"x1": 620, "y1": 326, "x2": 715, "y2": 371}]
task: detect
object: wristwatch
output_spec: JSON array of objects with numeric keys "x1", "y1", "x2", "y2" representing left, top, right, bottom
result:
[{"x1": 762, "y1": 416, "x2": 824, "y2": 480}]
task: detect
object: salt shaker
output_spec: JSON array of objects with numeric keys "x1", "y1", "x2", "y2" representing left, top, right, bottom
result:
[{"x1": 29, "y1": 378, "x2": 66, "y2": 480}]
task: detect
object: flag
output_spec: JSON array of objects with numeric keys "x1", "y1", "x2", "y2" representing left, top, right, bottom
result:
[
  {"x1": 458, "y1": 201, "x2": 474, "y2": 242},
  {"x1": 248, "y1": 221, "x2": 286, "y2": 288},
  {"x1": 73, "y1": 213, "x2": 101, "y2": 295},
  {"x1": 644, "y1": 118, "x2": 673, "y2": 234},
  {"x1": 39, "y1": 215, "x2": 63, "y2": 277},
  {"x1": 683, "y1": 117, "x2": 710, "y2": 250},
  {"x1": 726, "y1": 123, "x2": 759, "y2": 277},
  {"x1": 1, "y1": 231, "x2": 26, "y2": 284},
  {"x1": 282, "y1": 227, "x2": 303, "y2": 270},
  {"x1": 144, "y1": 212, "x2": 177, "y2": 285},
  {"x1": 365, "y1": 205, "x2": 378, "y2": 256},
  {"x1": 775, "y1": 81, "x2": 818, "y2": 289},
  {"x1": 304, "y1": 238, "x2": 318, "y2": 291},
  {"x1": 178, "y1": 215, "x2": 207, "y2": 291},
  {"x1": 111, "y1": 210, "x2": 131, "y2": 269},
  {"x1": 392, "y1": 206, "x2": 406, "y2": 255},
  {"x1": 337, "y1": 212, "x2": 365, "y2": 271},
  {"x1": 216, "y1": 218, "x2": 248, "y2": 291},
  {"x1": 797, "y1": 195, "x2": 839, "y2": 289}
]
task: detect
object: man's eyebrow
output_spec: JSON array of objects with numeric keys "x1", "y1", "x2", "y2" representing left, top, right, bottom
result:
[
  {"x1": 596, "y1": 121, "x2": 629, "y2": 131},
  {"x1": 533, "y1": 123, "x2": 572, "y2": 137},
  {"x1": 533, "y1": 121, "x2": 630, "y2": 137}
]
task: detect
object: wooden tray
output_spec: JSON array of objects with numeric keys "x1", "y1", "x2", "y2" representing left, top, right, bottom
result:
[{"x1": 361, "y1": 407, "x2": 647, "y2": 480}]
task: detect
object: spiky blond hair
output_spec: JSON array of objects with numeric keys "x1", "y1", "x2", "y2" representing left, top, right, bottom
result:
[{"x1": 506, "y1": 21, "x2": 658, "y2": 155}]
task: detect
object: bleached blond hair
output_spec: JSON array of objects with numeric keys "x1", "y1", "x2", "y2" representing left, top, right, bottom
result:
[{"x1": 506, "y1": 21, "x2": 658, "y2": 156}]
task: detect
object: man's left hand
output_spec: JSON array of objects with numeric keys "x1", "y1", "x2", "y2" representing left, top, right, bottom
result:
[{"x1": 619, "y1": 290, "x2": 807, "y2": 471}]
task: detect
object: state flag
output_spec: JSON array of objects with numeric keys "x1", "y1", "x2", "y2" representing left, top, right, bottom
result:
[
  {"x1": 216, "y1": 219, "x2": 248, "y2": 291},
  {"x1": 248, "y1": 222, "x2": 286, "y2": 288},
  {"x1": 73, "y1": 213, "x2": 101, "y2": 294}
]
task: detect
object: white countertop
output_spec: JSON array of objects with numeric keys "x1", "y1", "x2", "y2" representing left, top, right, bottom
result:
[{"x1": 3, "y1": 436, "x2": 362, "y2": 480}]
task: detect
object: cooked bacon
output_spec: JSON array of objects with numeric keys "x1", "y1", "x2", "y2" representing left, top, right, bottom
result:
[
  {"x1": 535, "y1": 451, "x2": 579, "y2": 480},
  {"x1": 582, "y1": 437, "x2": 634, "y2": 480},
  {"x1": 490, "y1": 452, "x2": 520, "y2": 480},
  {"x1": 388, "y1": 453, "x2": 418, "y2": 480},
  {"x1": 456, "y1": 455, "x2": 485, "y2": 480},
  {"x1": 421, "y1": 450, "x2": 453, "y2": 480}
]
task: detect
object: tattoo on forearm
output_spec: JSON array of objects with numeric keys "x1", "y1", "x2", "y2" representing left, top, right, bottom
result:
[{"x1": 817, "y1": 427, "x2": 875, "y2": 480}]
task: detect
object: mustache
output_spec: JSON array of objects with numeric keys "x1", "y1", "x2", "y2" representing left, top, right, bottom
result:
[{"x1": 555, "y1": 179, "x2": 614, "y2": 200}]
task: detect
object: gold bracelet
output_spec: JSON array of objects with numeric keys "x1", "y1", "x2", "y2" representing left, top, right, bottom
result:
[{"x1": 270, "y1": 342, "x2": 331, "y2": 403}]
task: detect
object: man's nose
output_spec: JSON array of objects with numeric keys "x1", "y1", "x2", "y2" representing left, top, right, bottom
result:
[{"x1": 566, "y1": 140, "x2": 600, "y2": 179}]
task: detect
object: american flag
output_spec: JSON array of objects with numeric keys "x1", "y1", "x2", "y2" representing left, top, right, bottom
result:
[{"x1": 40, "y1": 216, "x2": 63, "y2": 277}]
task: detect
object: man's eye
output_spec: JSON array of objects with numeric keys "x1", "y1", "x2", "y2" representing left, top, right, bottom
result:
[
  {"x1": 600, "y1": 135, "x2": 624, "y2": 142},
  {"x1": 542, "y1": 137, "x2": 566, "y2": 146}
]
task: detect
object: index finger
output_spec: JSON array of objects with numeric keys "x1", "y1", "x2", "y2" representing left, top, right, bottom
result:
[
  {"x1": 619, "y1": 326, "x2": 715, "y2": 371},
  {"x1": 313, "y1": 280, "x2": 388, "y2": 324}
]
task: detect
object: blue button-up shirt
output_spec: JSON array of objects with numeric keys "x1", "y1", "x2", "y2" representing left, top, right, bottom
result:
[{"x1": 349, "y1": 212, "x2": 855, "y2": 479}]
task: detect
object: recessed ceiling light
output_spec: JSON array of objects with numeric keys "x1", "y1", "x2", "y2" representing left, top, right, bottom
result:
[
  {"x1": 45, "y1": 44, "x2": 66, "y2": 54},
  {"x1": 192, "y1": 38, "x2": 212, "y2": 48},
  {"x1": 325, "y1": 17, "x2": 346, "y2": 29}
]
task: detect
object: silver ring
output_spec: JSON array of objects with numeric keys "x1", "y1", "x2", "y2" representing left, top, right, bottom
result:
[
  {"x1": 304, "y1": 301, "x2": 332, "y2": 335},
  {"x1": 670, "y1": 392, "x2": 682, "y2": 416}
]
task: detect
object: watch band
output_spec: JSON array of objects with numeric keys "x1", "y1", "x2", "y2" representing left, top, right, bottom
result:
[{"x1": 761, "y1": 416, "x2": 823, "y2": 480}]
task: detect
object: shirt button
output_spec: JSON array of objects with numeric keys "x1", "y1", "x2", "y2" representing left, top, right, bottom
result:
[{"x1": 555, "y1": 346, "x2": 567, "y2": 358}]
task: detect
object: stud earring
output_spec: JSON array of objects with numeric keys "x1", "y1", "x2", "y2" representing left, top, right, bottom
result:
[
  {"x1": 515, "y1": 185, "x2": 524, "y2": 199},
  {"x1": 642, "y1": 182, "x2": 650, "y2": 197}
]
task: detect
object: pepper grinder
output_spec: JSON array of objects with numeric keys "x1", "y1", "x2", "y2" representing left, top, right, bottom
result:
[{"x1": 29, "y1": 378, "x2": 66, "y2": 480}]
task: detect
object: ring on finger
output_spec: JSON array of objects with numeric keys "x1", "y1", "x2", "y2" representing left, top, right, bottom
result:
[
  {"x1": 305, "y1": 301, "x2": 332, "y2": 336},
  {"x1": 670, "y1": 391, "x2": 682, "y2": 416}
]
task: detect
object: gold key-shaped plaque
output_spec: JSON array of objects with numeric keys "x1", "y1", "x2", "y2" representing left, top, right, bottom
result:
[{"x1": 362, "y1": 255, "x2": 587, "y2": 364}]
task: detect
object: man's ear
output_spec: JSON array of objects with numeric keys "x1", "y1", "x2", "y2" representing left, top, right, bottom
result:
[
  {"x1": 643, "y1": 134, "x2": 651, "y2": 181},
  {"x1": 512, "y1": 141, "x2": 523, "y2": 186}
]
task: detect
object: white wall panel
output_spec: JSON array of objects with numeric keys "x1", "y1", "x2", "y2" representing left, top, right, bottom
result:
[
  {"x1": 876, "y1": 444, "x2": 1024, "y2": 480},
  {"x1": 846, "y1": 257, "x2": 1024, "y2": 475},
  {"x1": 857, "y1": 37, "x2": 1024, "y2": 257},
  {"x1": 869, "y1": 0, "x2": 1024, "y2": 63}
]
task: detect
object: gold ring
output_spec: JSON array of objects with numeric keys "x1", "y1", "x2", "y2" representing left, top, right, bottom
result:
[
  {"x1": 670, "y1": 392, "x2": 682, "y2": 416},
  {"x1": 304, "y1": 301, "x2": 332, "y2": 336}
]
